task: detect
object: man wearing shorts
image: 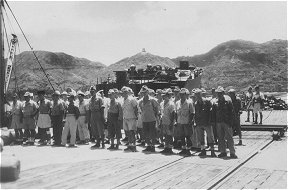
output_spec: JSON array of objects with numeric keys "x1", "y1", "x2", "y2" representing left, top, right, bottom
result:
[
  {"x1": 245, "y1": 86, "x2": 254, "y2": 122},
  {"x1": 10, "y1": 93, "x2": 23, "y2": 143},
  {"x1": 122, "y1": 86, "x2": 138, "y2": 152},
  {"x1": 252, "y1": 85, "x2": 265, "y2": 124},
  {"x1": 21, "y1": 92, "x2": 39, "y2": 145},
  {"x1": 37, "y1": 90, "x2": 52, "y2": 145},
  {"x1": 175, "y1": 88, "x2": 195, "y2": 156}
]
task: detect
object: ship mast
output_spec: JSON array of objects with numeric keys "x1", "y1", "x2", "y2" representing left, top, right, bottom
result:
[{"x1": 0, "y1": 0, "x2": 4, "y2": 127}]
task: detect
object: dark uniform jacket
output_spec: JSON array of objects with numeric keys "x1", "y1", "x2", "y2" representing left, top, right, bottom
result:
[
  {"x1": 231, "y1": 96, "x2": 242, "y2": 116},
  {"x1": 194, "y1": 97, "x2": 212, "y2": 126},
  {"x1": 211, "y1": 95, "x2": 235, "y2": 127}
]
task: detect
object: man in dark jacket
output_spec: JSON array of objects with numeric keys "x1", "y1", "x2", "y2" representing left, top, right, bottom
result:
[
  {"x1": 211, "y1": 86, "x2": 237, "y2": 159},
  {"x1": 228, "y1": 89, "x2": 243, "y2": 145},
  {"x1": 194, "y1": 88, "x2": 216, "y2": 157}
]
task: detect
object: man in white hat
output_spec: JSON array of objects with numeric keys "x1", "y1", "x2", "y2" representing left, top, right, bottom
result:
[
  {"x1": 61, "y1": 91, "x2": 69, "y2": 108},
  {"x1": 245, "y1": 86, "x2": 254, "y2": 122},
  {"x1": 61, "y1": 92, "x2": 80, "y2": 147},
  {"x1": 139, "y1": 86, "x2": 159, "y2": 152},
  {"x1": 107, "y1": 89, "x2": 122, "y2": 149},
  {"x1": 121, "y1": 86, "x2": 138, "y2": 152},
  {"x1": 77, "y1": 90, "x2": 90, "y2": 144},
  {"x1": 37, "y1": 90, "x2": 52, "y2": 145},
  {"x1": 50, "y1": 91, "x2": 65, "y2": 146},
  {"x1": 175, "y1": 88, "x2": 195, "y2": 156},
  {"x1": 252, "y1": 85, "x2": 264, "y2": 124},
  {"x1": 10, "y1": 93, "x2": 24, "y2": 144},
  {"x1": 194, "y1": 88, "x2": 216, "y2": 157},
  {"x1": 21, "y1": 92, "x2": 39, "y2": 145},
  {"x1": 159, "y1": 88, "x2": 176, "y2": 154},
  {"x1": 211, "y1": 86, "x2": 237, "y2": 158}
]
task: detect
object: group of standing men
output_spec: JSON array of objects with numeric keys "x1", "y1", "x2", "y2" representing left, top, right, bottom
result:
[{"x1": 8, "y1": 83, "x2": 259, "y2": 159}]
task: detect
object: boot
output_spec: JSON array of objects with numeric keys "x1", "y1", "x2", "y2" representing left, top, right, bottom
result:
[
  {"x1": 160, "y1": 148, "x2": 168, "y2": 154},
  {"x1": 253, "y1": 113, "x2": 258, "y2": 124},
  {"x1": 101, "y1": 136, "x2": 105, "y2": 148},
  {"x1": 259, "y1": 113, "x2": 263, "y2": 125},
  {"x1": 198, "y1": 149, "x2": 206, "y2": 157},
  {"x1": 131, "y1": 146, "x2": 137, "y2": 152},
  {"x1": 211, "y1": 150, "x2": 216, "y2": 157},
  {"x1": 107, "y1": 144, "x2": 114, "y2": 150},
  {"x1": 166, "y1": 148, "x2": 174, "y2": 155}
]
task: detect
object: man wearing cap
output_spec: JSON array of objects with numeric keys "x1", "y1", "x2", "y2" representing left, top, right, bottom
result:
[
  {"x1": 172, "y1": 86, "x2": 181, "y2": 149},
  {"x1": 121, "y1": 86, "x2": 138, "y2": 152},
  {"x1": 60, "y1": 91, "x2": 69, "y2": 108},
  {"x1": 210, "y1": 88, "x2": 218, "y2": 144},
  {"x1": 139, "y1": 86, "x2": 159, "y2": 152},
  {"x1": 211, "y1": 86, "x2": 237, "y2": 158},
  {"x1": 155, "y1": 89, "x2": 164, "y2": 148},
  {"x1": 88, "y1": 86, "x2": 106, "y2": 149},
  {"x1": 136, "y1": 90, "x2": 145, "y2": 146},
  {"x1": 37, "y1": 90, "x2": 52, "y2": 145},
  {"x1": 107, "y1": 89, "x2": 123, "y2": 149},
  {"x1": 228, "y1": 89, "x2": 243, "y2": 145},
  {"x1": 10, "y1": 93, "x2": 24, "y2": 143},
  {"x1": 21, "y1": 92, "x2": 39, "y2": 145},
  {"x1": 50, "y1": 91, "x2": 65, "y2": 146},
  {"x1": 252, "y1": 85, "x2": 264, "y2": 124},
  {"x1": 245, "y1": 86, "x2": 254, "y2": 122},
  {"x1": 159, "y1": 88, "x2": 176, "y2": 154},
  {"x1": 194, "y1": 88, "x2": 216, "y2": 157},
  {"x1": 61, "y1": 92, "x2": 80, "y2": 147},
  {"x1": 175, "y1": 88, "x2": 195, "y2": 156},
  {"x1": 77, "y1": 91, "x2": 90, "y2": 144}
]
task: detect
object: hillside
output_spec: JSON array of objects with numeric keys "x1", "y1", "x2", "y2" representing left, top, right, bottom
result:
[
  {"x1": 172, "y1": 39, "x2": 287, "y2": 91},
  {"x1": 8, "y1": 51, "x2": 106, "y2": 92},
  {"x1": 7, "y1": 39, "x2": 287, "y2": 93},
  {"x1": 98, "y1": 49, "x2": 177, "y2": 81}
]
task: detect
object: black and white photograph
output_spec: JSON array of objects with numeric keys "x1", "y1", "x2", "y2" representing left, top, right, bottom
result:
[{"x1": 0, "y1": 0, "x2": 287, "y2": 189}]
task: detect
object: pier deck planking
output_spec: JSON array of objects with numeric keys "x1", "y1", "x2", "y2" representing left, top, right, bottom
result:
[{"x1": 2, "y1": 131, "x2": 285, "y2": 189}]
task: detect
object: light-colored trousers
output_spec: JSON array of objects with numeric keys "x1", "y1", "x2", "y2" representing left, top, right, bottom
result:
[
  {"x1": 62, "y1": 115, "x2": 77, "y2": 145},
  {"x1": 216, "y1": 122, "x2": 235, "y2": 154},
  {"x1": 77, "y1": 116, "x2": 90, "y2": 141}
]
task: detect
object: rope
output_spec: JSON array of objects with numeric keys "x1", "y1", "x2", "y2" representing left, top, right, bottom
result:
[
  {"x1": 4, "y1": 0, "x2": 55, "y2": 91},
  {"x1": 262, "y1": 109, "x2": 273, "y2": 122}
]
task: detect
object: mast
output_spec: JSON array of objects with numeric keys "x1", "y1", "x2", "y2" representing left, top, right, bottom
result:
[{"x1": 0, "y1": 0, "x2": 4, "y2": 127}]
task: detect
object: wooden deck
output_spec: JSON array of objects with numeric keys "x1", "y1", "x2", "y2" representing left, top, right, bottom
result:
[
  {"x1": 1, "y1": 130, "x2": 287, "y2": 189},
  {"x1": 240, "y1": 110, "x2": 287, "y2": 126}
]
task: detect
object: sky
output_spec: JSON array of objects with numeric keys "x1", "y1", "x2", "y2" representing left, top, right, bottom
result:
[{"x1": 3, "y1": 0, "x2": 287, "y2": 66}]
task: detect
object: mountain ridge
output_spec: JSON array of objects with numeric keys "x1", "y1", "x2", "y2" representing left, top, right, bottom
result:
[{"x1": 7, "y1": 39, "x2": 287, "y2": 93}]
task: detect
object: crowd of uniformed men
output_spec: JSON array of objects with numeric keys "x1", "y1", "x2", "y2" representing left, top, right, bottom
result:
[{"x1": 8, "y1": 84, "x2": 265, "y2": 158}]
